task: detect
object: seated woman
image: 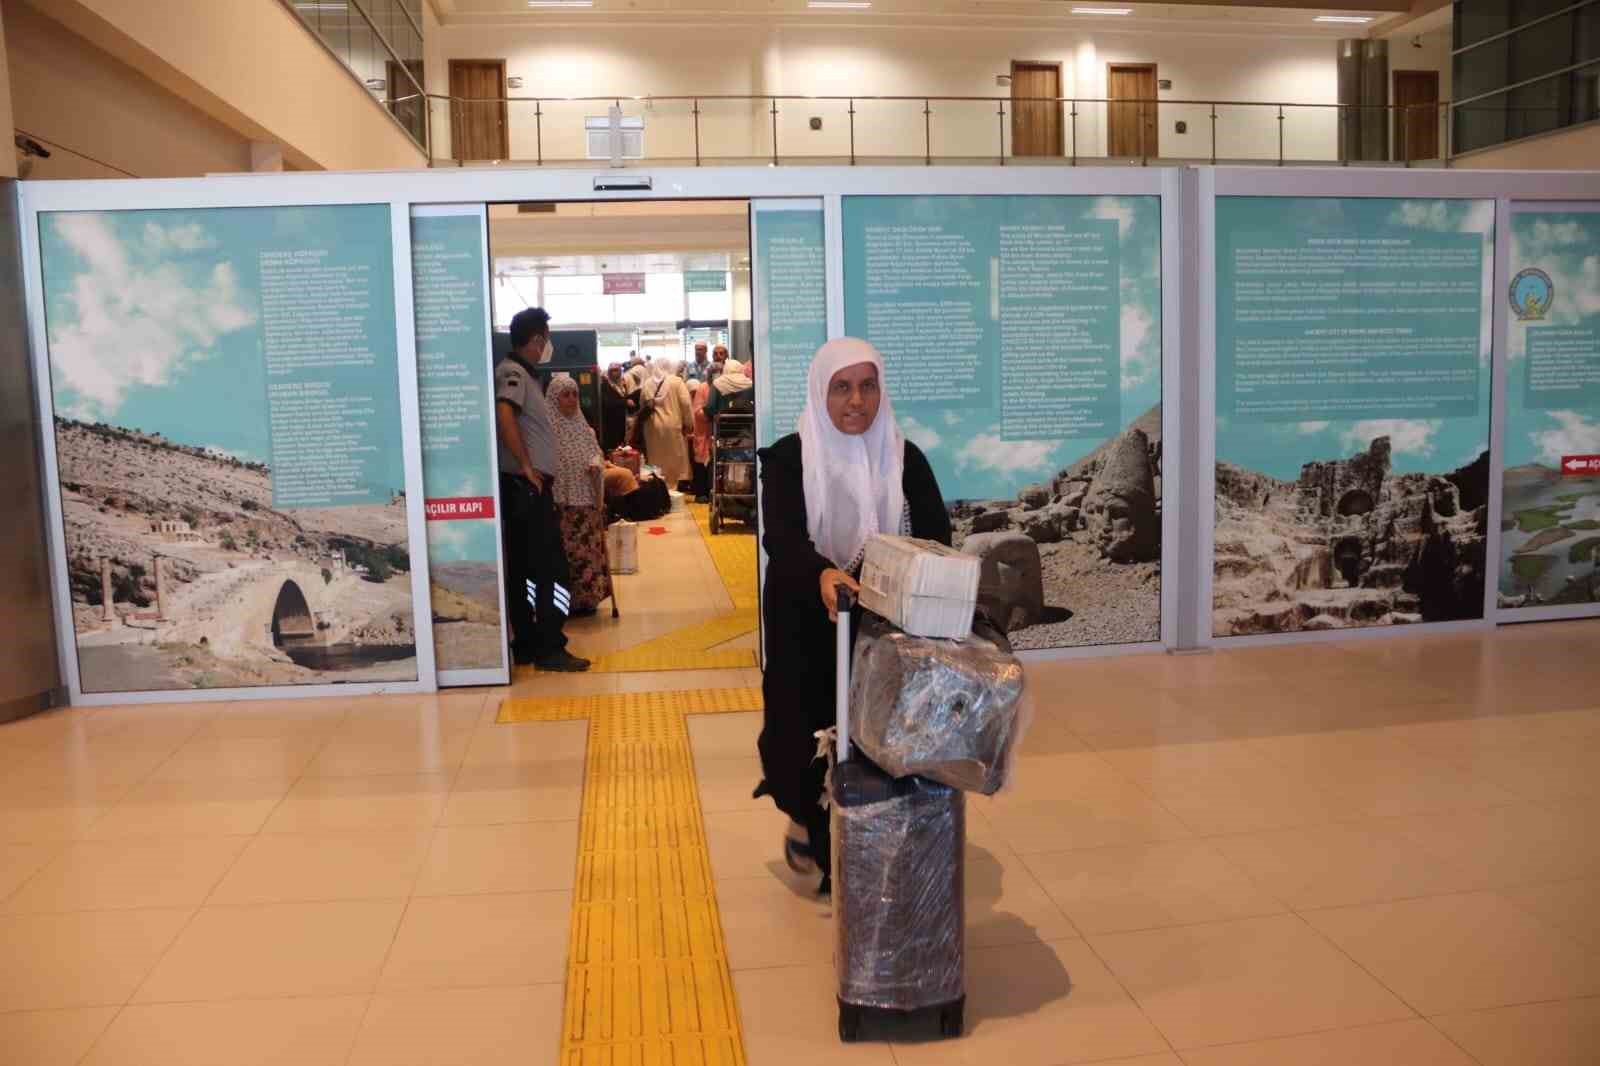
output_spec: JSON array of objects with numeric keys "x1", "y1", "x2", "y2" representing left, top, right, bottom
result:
[
  {"x1": 753, "y1": 338, "x2": 950, "y2": 895},
  {"x1": 546, "y1": 374, "x2": 613, "y2": 617}
]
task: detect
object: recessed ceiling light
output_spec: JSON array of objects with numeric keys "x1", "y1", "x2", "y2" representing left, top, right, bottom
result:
[
  {"x1": 1313, "y1": 15, "x2": 1373, "y2": 23},
  {"x1": 1071, "y1": 6, "x2": 1133, "y2": 13},
  {"x1": 808, "y1": 1, "x2": 872, "y2": 7},
  {"x1": 527, "y1": 0, "x2": 592, "y2": 7}
]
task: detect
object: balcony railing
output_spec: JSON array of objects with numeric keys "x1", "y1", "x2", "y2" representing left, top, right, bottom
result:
[{"x1": 413, "y1": 92, "x2": 1488, "y2": 169}]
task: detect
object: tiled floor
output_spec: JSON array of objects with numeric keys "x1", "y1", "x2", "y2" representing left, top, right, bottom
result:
[{"x1": 0, "y1": 612, "x2": 1597, "y2": 1063}]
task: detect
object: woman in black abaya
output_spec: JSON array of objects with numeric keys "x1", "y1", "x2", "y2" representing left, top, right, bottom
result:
[{"x1": 753, "y1": 337, "x2": 951, "y2": 895}]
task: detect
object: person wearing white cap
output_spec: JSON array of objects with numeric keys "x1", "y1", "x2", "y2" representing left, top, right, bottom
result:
[{"x1": 751, "y1": 337, "x2": 951, "y2": 896}]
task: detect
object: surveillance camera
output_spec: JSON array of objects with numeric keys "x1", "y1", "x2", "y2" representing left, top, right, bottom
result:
[
  {"x1": 13, "y1": 134, "x2": 50, "y2": 159},
  {"x1": 1411, "y1": 35, "x2": 1423, "y2": 48}
]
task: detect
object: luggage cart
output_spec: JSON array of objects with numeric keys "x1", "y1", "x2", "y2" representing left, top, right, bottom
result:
[{"x1": 710, "y1": 405, "x2": 755, "y2": 534}]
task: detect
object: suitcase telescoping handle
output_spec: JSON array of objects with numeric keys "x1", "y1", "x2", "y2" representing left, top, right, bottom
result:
[{"x1": 835, "y1": 586, "x2": 855, "y2": 764}]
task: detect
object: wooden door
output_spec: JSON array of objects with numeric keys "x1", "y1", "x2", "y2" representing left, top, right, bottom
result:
[
  {"x1": 449, "y1": 59, "x2": 508, "y2": 161},
  {"x1": 1010, "y1": 62, "x2": 1063, "y2": 157},
  {"x1": 1393, "y1": 70, "x2": 1440, "y2": 161},
  {"x1": 387, "y1": 60, "x2": 425, "y2": 145},
  {"x1": 1108, "y1": 64, "x2": 1159, "y2": 158}
]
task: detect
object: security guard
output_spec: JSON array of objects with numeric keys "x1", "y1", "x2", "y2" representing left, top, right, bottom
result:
[{"x1": 495, "y1": 307, "x2": 590, "y2": 672}]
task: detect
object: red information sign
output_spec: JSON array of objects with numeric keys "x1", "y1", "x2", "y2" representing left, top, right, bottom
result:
[
  {"x1": 602, "y1": 273, "x2": 646, "y2": 295},
  {"x1": 1561, "y1": 455, "x2": 1600, "y2": 476},
  {"x1": 425, "y1": 496, "x2": 496, "y2": 520}
]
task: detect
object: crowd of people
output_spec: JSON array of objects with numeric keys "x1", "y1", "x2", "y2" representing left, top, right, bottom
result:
[{"x1": 494, "y1": 310, "x2": 758, "y2": 673}]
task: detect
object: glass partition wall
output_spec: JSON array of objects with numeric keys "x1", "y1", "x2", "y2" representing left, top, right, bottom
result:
[{"x1": 283, "y1": 0, "x2": 428, "y2": 152}]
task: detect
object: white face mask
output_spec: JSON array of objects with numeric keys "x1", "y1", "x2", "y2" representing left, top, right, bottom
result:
[{"x1": 538, "y1": 338, "x2": 554, "y2": 364}]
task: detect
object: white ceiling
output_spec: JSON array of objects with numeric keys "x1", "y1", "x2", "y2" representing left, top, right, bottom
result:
[{"x1": 433, "y1": 1, "x2": 1420, "y2": 33}]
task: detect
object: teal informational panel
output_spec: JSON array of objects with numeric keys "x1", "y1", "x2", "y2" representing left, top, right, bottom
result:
[
  {"x1": 1499, "y1": 207, "x2": 1600, "y2": 611},
  {"x1": 1212, "y1": 197, "x2": 1494, "y2": 637},
  {"x1": 753, "y1": 204, "x2": 827, "y2": 449},
  {"x1": 37, "y1": 205, "x2": 420, "y2": 693},
  {"x1": 842, "y1": 195, "x2": 1163, "y2": 650},
  {"x1": 411, "y1": 207, "x2": 508, "y2": 683}
]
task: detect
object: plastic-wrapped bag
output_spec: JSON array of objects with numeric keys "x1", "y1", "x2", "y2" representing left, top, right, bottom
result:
[
  {"x1": 849, "y1": 615, "x2": 1027, "y2": 795},
  {"x1": 831, "y1": 757, "x2": 965, "y2": 1016}
]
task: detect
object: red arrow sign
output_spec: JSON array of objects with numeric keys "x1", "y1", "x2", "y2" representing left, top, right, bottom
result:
[{"x1": 1562, "y1": 455, "x2": 1600, "y2": 476}]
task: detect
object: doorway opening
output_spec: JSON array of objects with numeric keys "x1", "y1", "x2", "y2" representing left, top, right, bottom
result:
[
  {"x1": 486, "y1": 200, "x2": 760, "y2": 669},
  {"x1": 1108, "y1": 63, "x2": 1160, "y2": 159},
  {"x1": 1010, "y1": 61, "x2": 1064, "y2": 157}
]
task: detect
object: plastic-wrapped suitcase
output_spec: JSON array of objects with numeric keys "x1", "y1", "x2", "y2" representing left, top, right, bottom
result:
[{"x1": 830, "y1": 588, "x2": 966, "y2": 1043}]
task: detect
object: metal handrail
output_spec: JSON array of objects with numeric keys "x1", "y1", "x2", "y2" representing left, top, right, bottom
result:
[{"x1": 426, "y1": 91, "x2": 1449, "y2": 108}]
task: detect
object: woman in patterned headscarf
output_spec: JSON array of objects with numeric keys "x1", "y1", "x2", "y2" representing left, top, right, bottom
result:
[{"x1": 545, "y1": 373, "x2": 613, "y2": 616}]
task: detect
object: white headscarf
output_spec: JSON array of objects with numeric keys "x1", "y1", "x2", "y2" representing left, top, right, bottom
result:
[
  {"x1": 545, "y1": 373, "x2": 601, "y2": 507},
  {"x1": 798, "y1": 338, "x2": 904, "y2": 570},
  {"x1": 712, "y1": 359, "x2": 752, "y2": 396}
]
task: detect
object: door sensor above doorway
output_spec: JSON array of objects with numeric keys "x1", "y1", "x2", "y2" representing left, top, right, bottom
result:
[{"x1": 593, "y1": 176, "x2": 653, "y2": 191}]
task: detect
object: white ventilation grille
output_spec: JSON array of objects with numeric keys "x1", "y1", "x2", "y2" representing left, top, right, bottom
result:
[{"x1": 585, "y1": 116, "x2": 645, "y2": 160}]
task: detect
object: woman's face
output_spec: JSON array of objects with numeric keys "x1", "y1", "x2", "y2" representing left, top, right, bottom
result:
[
  {"x1": 826, "y1": 362, "x2": 881, "y2": 436},
  {"x1": 558, "y1": 390, "x2": 579, "y2": 417}
]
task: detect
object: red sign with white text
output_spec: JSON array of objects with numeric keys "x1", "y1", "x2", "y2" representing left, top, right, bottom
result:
[
  {"x1": 425, "y1": 496, "x2": 496, "y2": 520},
  {"x1": 1561, "y1": 455, "x2": 1600, "y2": 476},
  {"x1": 603, "y1": 273, "x2": 646, "y2": 295}
]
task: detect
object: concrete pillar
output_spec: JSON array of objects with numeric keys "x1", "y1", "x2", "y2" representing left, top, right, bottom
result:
[
  {"x1": 154, "y1": 556, "x2": 165, "y2": 621},
  {"x1": 100, "y1": 558, "x2": 114, "y2": 621}
]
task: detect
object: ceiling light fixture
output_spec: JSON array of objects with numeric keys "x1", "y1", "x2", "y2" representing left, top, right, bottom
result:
[
  {"x1": 1071, "y1": 6, "x2": 1133, "y2": 13},
  {"x1": 527, "y1": 0, "x2": 593, "y2": 7},
  {"x1": 808, "y1": 1, "x2": 872, "y2": 8},
  {"x1": 1313, "y1": 15, "x2": 1373, "y2": 23}
]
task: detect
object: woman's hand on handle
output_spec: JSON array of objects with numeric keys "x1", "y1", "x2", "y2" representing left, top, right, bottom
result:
[{"x1": 819, "y1": 568, "x2": 860, "y2": 623}]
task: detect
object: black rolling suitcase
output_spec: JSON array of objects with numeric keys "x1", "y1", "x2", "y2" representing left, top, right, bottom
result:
[{"x1": 830, "y1": 588, "x2": 966, "y2": 1043}]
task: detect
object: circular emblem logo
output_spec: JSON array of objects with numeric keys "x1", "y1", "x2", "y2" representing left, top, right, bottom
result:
[{"x1": 1509, "y1": 267, "x2": 1554, "y2": 321}]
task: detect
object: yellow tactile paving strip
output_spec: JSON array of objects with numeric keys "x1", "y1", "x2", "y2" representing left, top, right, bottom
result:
[
  {"x1": 498, "y1": 685, "x2": 764, "y2": 1065},
  {"x1": 688, "y1": 503, "x2": 759, "y2": 612},
  {"x1": 588, "y1": 611, "x2": 759, "y2": 674}
]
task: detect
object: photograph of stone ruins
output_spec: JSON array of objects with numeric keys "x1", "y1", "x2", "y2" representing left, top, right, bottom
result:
[
  {"x1": 1213, "y1": 436, "x2": 1490, "y2": 635},
  {"x1": 951, "y1": 405, "x2": 1162, "y2": 649},
  {"x1": 56, "y1": 418, "x2": 420, "y2": 692}
]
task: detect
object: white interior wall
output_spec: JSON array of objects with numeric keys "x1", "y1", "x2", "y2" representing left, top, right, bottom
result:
[{"x1": 434, "y1": 21, "x2": 1343, "y2": 162}]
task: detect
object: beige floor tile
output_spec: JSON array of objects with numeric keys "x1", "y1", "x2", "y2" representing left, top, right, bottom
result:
[
  {"x1": 304, "y1": 731, "x2": 470, "y2": 778},
  {"x1": 460, "y1": 720, "x2": 590, "y2": 767},
  {"x1": 195, "y1": 702, "x2": 352, "y2": 740},
  {"x1": 1208, "y1": 821, "x2": 1492, "y2": 910},
  {"x1": 886, "y1": 938, "x2": 1169, "y2": 1066},
  {"x1": 694, "y1": 755, "x2": 766, "y2": 814},
  {"x1": 208, "y1": 829, "x2": 433, "y2": 904},
  {"x1": 1430, "y1": 997, "x2": 1600, "y2": 1066},
  {"x1": 338, "y1": 701, "x2": 482, "y2": 737},
  {"x1": 0, "y1": 1007, "x2": 119, "y2": 1066},
  {"x1": 4, "y1": 740, "x2": 182, "y2": 794},
  {"x1": 979, "y1": 790, "x2": 1193, "y2": 855},
  {"x1": 704, "y1": 810, "x2": 789, "y2": 882},
  {"x1": 717, "y1": 876, "x2": 835, "y2": 971},
  {"x1": 81, "y1": 995, "x2": 371, "y2": 1066},
  {"x1": 1177, "y1": 1018, "x2": 1478, "y2": 1065},
  {"x1": 1088, "y1": 913, "x2": 1412, "y2": 1049},
  {"x1": 1501, "y1": 879, "x2": 1600, "y2": 947},
  {"x1": 686, "y1": 711, "x2": 762, "y2": 761},
  {"x1": 0, "y1": 792, "x2": 114, "y2": 844},
  {"x1": 0, "y1": 841, "x2": 62, "y2": 903},
  {"x1": 261, "y1": 774, "x2": 453, "y2": 834},
  {"x1": 1301, "y1": 891, "x2": 1600, "y2": 1015},
  {"x1": 1438, "y1": 741, "x2": 1600, "y2": 804},
  {"x1": 379, "y1": 890, "x2": 571, "y2": 990},
  {"x1": 83, "y1": 778, "x2": 293, "y2": 839},
  {"x1": 440, "y1": 761, "x2": 585, "y2": 825},
  {"x1": 964, "y1": 837, "x2": 1081, "y2": 948},
  {"x1": 1023, "y1": 840, "x2": 1286, "y2": 935},
  {"x1": 735, "y1": 963, "x2": 897, "y2": 1066},
  {"x1": 1138, "y1": 767, "x2": 1352, "y2": 837},
  {"x1": 149, "y1": 735, "x2": 327, "y2": 783},
  {"x1": 1387, "y1": 803, "x2": 1600, "y2": 887},
  {"x1": 0, "y1": 908, "x2": 193, "y2": 1010},
  {"x1": 346, "y1": 984, "x2": 563, "y2": 1066},
  {"x1": 3, "y1": 836, "x2": 248, "y2": 913},
  {"x1": 415, "y1": 821, "x2": 579, "y2": 895},
  {"x1": 133, "y1": 899, "x2": 406, "y2": 1003}
]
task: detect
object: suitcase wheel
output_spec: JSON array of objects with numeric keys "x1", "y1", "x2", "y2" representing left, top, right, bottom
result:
[
  {"x1": 837, "y1": 1005, "x2": 862, "y2": 1043},
  {"x1": 939, "y1": 1003, "x2": 964, "y2": 1038}
]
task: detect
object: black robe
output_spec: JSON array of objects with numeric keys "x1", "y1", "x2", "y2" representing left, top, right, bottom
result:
[{"x1": 754, "y1": 432, "x2": 951, "y2": 874}]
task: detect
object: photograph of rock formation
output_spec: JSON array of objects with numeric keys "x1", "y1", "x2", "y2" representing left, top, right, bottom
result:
[
  {"x1": 950, "y1": 405, "x2": 1162, "y2": 649},
  {"x1": 57, "y1": 420, "x2": 419, "y2": 692},
  {"x1": 1213, "y1": 437, "x2": 1489, "y2": 635},
  {"x1": 426, "y1": 521, "x2": 504, "y2": 671}
]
